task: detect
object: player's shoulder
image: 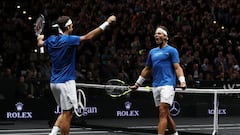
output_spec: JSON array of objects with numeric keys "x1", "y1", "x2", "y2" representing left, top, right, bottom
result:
[
  {"x1": 45, "y1": 35, "x2": 57, "y2": 43},
  {"x1": 149, "y1": 47, "x2": 160, "y2": 54},
  {"x1": 166, "y1": 44, "x2": 176, "y2": 49},
  {"x1": 151, "y1": 47, "x2": 159, "y2": 51},
  {"x1": 166, "y1": 44, "x2": 178, "y2": 51}
]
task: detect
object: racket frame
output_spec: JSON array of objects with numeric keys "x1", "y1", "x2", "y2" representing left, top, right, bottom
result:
[
  {"x1": 105, "y1": 79, "x2": 131, "y2": 98},
  {"x1": 34, "y1": 14, "x2": 45, "y2": 36}
]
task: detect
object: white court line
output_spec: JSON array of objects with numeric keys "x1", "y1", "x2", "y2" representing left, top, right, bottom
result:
[
  {"x1": 177, "y1": 123, "x2": 240, "y2": 128},
  {"x1": 1, "y1": 124, "x2": 240, "y2": 134},
  {"x1": 128, "y1": 123, "x2": 240, "y2": 131},
  {"x1": 0, "y1": 127, "x2": 90, "y2": 133},
  {"x1": 0, "y1": 128, "x2": 110, "y2": 135},
  {"x1": 177, "y1": 126, "x2": 240, "y2": 131},
  {"x1": 0, "y1": 128, "x2": 50, "y2": 133},
  {"x1": 0, "y1": 131, "x2": 110, "y2": 135}
]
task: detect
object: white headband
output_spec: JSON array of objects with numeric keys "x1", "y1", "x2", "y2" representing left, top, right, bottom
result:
[
  {"x1": 52, "y1": 19, "x2": 72, "y2": 34},
  {"x1": 157, "y1": 28, "x2": 168, "y2": 36},
  {"x1": 65, "y1": 19, "x2": 72, "y2": 27}
]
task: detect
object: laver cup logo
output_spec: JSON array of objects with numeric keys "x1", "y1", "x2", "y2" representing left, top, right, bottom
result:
[
  {"x1": 6, "y1": 102, "x2": 33, "y2": 119},
  {"x1": 116, "y1": 101, "x2": 140, "y2": 117}
]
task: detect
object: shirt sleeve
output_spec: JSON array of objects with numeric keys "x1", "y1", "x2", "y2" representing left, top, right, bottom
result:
[
  {"x1": 171, "y1": 48, "x2": 180, "y2": 63},
  {"x1": 145, "y1": 50, "x2": 152, "y2": 67},
  {"x1": 67, "y1": 35, "x2": 81, "y2": 46}
]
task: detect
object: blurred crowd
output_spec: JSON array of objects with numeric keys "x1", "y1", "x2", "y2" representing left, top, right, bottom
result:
[{"x1": 0, "y1": 0, "x2": 240, "y2": 99}]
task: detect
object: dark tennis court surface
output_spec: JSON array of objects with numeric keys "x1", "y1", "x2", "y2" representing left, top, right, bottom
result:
[{"x1": 1, "y1": 116, "x2": 240, "y2": 135}]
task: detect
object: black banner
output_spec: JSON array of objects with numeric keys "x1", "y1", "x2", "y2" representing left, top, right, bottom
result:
[{"x1": 1, "y1": 80, "x2": 240, "y2": 120}]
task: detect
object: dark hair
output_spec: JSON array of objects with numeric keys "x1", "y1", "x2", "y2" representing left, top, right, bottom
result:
[
  {"x1": 57, "y1": 16, "x2": 70, "y2": 32},
  {"x1": 51, "y1": 16, "x2": 70, "y2": 35}
]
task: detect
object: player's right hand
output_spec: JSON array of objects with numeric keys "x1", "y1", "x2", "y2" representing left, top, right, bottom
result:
[
  {"x1": 129, "y1": 85, "x2": 138, "y2": 91},
  {"x1": 107, "y1": 15, "x2": 116, "y2": 24}
]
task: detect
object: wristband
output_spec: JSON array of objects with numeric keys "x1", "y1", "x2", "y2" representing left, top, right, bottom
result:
[
  {"x1": 135, "y1": 76, "x2": 146, "y2": 86},
  {"x1": 178, "y1": 76, "x2": 186, "y2": 83},
  {"x1": 99, "y1": 22, "x2": 109, "y2": 30}
]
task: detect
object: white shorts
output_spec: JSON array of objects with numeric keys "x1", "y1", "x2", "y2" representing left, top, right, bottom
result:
[
  {"x1": 50, "y1": 80, "x2": 78, "y2": 110},
  {"x1": 152, "y1": 85, "x2": 175, "y2": 107}
]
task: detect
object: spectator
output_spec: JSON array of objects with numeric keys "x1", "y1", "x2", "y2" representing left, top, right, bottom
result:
[
  {"x1": 0, "y1": 0, "x2": 240, "y2": 90},
  {"x1": 16, "y1": 75, "x2": 34, "y2": 100}
]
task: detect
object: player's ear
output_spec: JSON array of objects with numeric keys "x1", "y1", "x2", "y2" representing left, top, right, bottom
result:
[
  {"x1": 66, "y1": 25, "x2": 70, "y2": 30},
  {"x1": 65, "y1": 25, "x2": 71, "y2": 32},
  {"x1": 164, "y1": 35, "x2": 168, "y2": 41}
]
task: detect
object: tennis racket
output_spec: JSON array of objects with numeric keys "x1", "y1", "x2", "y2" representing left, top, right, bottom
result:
[
  {"x1": 34, "y1": 14, "x2": 45, "y2": 36},
  {"x1": 76, "y1": 80, "x2": 152, "y2": 98},
  {"x1": 34, "y1": 14, "x2": 45, "y2": 53},
  {"x1": 74, "y1": 89, "x2": 87, "y2": 117},
  {"x1": 105, "y1": 79, "x2": 136, "y2": 98}
]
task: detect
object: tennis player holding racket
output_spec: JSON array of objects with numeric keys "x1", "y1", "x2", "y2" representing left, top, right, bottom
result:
[
  {"x1": 130, "y1": 26, "x2": 186, "y2": 135},
  {"x1": 37, "y1": 15, "x2": 116, "y2": 135}
]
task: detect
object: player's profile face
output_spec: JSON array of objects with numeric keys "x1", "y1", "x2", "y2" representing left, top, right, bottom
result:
[{"x1": 67, "y1": 24, "x2": 73, "y2": 34}]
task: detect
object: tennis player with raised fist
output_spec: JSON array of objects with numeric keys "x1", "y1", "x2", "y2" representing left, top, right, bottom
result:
[
  {"x1": 37, "y1": 15, "x2": 116, "y2": 135},
  {"x1": 130, "y1": 25, "x2": 186, "y2": 135}
]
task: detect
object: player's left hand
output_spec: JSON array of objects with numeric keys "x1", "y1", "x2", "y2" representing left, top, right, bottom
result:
[{"x1": 107, "y1": 15, "x2": 116, "y2": 24}]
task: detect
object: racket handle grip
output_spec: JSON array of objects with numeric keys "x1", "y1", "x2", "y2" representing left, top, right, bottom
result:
[{"x1": 40, "y1": 47, "x2": 44, "y2": 53}]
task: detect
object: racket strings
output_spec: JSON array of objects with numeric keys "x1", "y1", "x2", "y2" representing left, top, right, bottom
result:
[
  {"x1": 34, "y1": 14, "x2": 45, "y2": 36},
  {"x1": 110, "y1": 88, "x2": 125, "y2": 95},
  {"x1": 106, "y1": 79, "x2": 128, "y2": 96}
]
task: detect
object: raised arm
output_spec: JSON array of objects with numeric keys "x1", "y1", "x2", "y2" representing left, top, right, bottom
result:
[{"x1": 80, "y1": 15, "x2": 116, "y2": 41}]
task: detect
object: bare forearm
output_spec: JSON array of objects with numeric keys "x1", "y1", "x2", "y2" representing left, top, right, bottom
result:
[
  {"x1": 37, "y1": 35, "x2": 44, "y2": 47},
  {"x1": 80, "y1": 27, "x2": 103, "y2": 41},
  {"x1": 175, "y1": 67, "x2": 184, "y2": 78},
  {"x1": 140, "y1": 67, "x2": 151, "y2": 78},
  {"x1": 135, "y1": 66, "x2": 151, "y2": 86}
]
